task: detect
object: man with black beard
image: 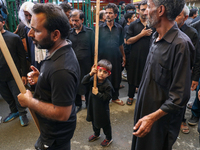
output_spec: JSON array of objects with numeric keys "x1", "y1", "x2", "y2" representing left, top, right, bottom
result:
[
  {"x1": 125, "y1": 0, "x2": 153, "y2": 106},
  {"x1": 68, "y1": 9, "x2": 94, "y2": 113},
  {"x1": 131, "y1": 0, "x2": 195, "y2": 149},
  {"x1": 18, "y1": 3, "x2": 80, "y2": 150},
  {"x1": 98, "y1": 3, "x2": 126, "y2": 106}
]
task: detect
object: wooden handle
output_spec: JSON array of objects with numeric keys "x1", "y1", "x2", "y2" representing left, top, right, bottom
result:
[
  {"x1": 93, "y1": 0, "x2": 100, "y2": 88},
  {"x1": 0, "y1": 32, "x2": 40, "y2": 132}
]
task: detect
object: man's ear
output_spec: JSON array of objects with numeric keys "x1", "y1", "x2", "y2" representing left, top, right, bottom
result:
[
  {"x1": 81, "y1": 18, "x2": 84, "y2": 23},
  {"x1": 158, "y1": 5, "x2": 165, "y2": 17},
  {"x1": 184, "y1": 15, "x2": 189, "y2": 22},
  {"x1": 52, "y1": 30, "x2": 61, "y2": 42},
  {"x1": 114, "y1": 13, "x2": 118, "y2": 19}
]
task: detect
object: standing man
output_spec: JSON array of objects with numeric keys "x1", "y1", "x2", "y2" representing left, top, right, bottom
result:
[
  {"x1": 68, "y1": 9, "x2": 94, "y2": 112},
  {"x1": 99, "y1": 3, "x2": 126, "y2": 106},
  {"x1": 125, "y1": 0, "x2": 153, "y2": 105},
  {"x1": 185, "y1": 8, "x2": 198, "y2": 25},
  {"x1": 99, "y1": 10, "x2": 106, "y2": 25},
  {"x1": 19, "y1": 1, "x2": 46, "y2": 71},
  {"x1": 18, "y1": 3, "x2": 80, "y2": 150},
  {"x1": 131, "y1": 0, "x2": 195, "y2": 150},
  {"x1": 175, "y1": 5, "x2": 200, "y2": 133},
  {"x1": 0, "y1": 15, "x2": 28, "y2": 126}
]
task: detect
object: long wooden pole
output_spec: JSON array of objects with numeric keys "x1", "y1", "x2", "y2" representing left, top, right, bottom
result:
[
  {"x1": 0, "y1": 32, "x2": 40, "y2": 132},
  {"x1": 93, "y1": 0, "x2": 100, "y2": 88}
]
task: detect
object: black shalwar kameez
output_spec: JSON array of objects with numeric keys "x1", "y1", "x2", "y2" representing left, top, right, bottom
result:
[{"x1": 132, "y1": 24, "x2": 195, "y2": 150}]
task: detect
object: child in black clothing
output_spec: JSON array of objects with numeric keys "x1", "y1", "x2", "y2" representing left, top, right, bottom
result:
[{"x1": 81, "y1": 59, "x2": 113, "y2": 147}]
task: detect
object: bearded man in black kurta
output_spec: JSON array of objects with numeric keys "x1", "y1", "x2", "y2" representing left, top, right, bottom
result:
[
  {"x1": 68, "y1": 9, "x2": 94, "y2": 112},
  {"x1": 98, "y1": 3, "x2": 126, "y2": 106},
  {"x1": 131, "y1": 0, "x2": 195, "y2": 150},
  {"x1": 126, "y1": 1, "x2": 153, "y2": 105}
]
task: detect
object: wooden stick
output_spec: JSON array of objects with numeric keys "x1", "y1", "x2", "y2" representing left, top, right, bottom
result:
[
  {"x1": 93, "y1": 0, "x2": 100, "y2": 88},
  {"x1": 0, "y1": 32, "x2": 40, "y2": 132}
]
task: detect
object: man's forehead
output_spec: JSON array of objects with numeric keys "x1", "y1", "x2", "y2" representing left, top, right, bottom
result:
[
  {"x1": 106, "y1": 8, "x2": 114, "y2": 13},
  {"x1": 31, "y1": 13, "x2": 46, "y2": 26}
]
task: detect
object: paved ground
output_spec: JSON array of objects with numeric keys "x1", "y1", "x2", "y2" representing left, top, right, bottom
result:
[{"x1": 0, "y1": 80, "x2": 199, "y2": 150}]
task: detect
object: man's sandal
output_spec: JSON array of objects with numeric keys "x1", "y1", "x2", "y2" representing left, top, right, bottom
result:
[
  {"x1": 180, "y1": 122, "x2": 190, "y2": 134},
  {"x1": 126, "y1": 98, "x2": 133, "y2": 106},
  {"x1": 112, "y1": 99, "x2": 125, "y2": 106}
]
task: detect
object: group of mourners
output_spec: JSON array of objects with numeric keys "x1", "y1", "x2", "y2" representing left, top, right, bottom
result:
[{"x1": 0, "y1": 0, "x2": 200, "y2": 149}]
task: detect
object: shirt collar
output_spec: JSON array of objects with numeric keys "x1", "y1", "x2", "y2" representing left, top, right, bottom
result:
[
  {"x1": 46, "y1": 39, "x2": 72, "y2": 61},
  {"x1": 70, "y1": 25, "x2": 86, "y2": 34},
  {"x1": 152, "y1": 23, "x2": 179, "y2": 44},
  {"x1": 102, "y1": 21, "x2": 118, "y2": 28}
]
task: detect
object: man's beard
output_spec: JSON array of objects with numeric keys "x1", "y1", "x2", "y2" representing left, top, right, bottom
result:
[
  {"x1": 32, "y1": 35, "x2": 54, "y2": 49},
  {"x1": 147, "y1": 13, "x2": 158, "y2": 27}
]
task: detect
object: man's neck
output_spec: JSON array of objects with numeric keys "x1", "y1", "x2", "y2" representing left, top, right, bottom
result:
[
  {"x1": 140, "y1": 18, "x2": 147, "y2": 27},
  {"x1": 75, "y1": 25, "x2": 83, "y2": 34},
  {"x1": 48, "y1": 39, "x2": 68, "y2": 55},
  {"x1": 106, "y1": 21, "x2": 114, "y2": 31},
  {"x1": 156, "y1": 19, "x2": 175, "y2": 42}
]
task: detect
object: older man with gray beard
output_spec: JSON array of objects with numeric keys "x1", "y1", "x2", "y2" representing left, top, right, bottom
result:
[{"x1": 131, "y1": 0, "x2": 195, "y2": 149}]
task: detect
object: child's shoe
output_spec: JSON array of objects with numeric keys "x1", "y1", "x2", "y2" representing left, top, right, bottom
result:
[
  {"x1": 88, "y1": 135, "x2": 101, "y2": 142},
  {"x1": 100, "y1": 139, "x2": 113, "y2": 147}
]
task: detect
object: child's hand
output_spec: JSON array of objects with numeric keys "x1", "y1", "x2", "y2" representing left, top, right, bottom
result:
[
  {"x1": 92, "y1": 87, "x2": 98, "y2": 95},
  {"x1": 89, "y1": 65, "x2": 97, "y2": 76},
  {"x1": 198, "y1": 90, "x2": 200, "y2": 100}
]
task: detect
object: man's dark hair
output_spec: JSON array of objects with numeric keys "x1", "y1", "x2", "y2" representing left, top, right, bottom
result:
[
  {"x1": 189, "y1": 8, "x2": 198, "y2": 17},
  {"x1": 124, "y1": 11, "x2": 135, "y2": 22},
  {"x1": 98, "y1": 59, "x2": 112, "y2": 71},
  {"x1": 138, "y1": 0, "x2": 147, "y2": 9},
  {"x1": 32, "y1": 3, "x2": 70, "y2": 39},
  {"x1": 59, "y1": 2, "x2": 72, "y2": 12},
  {"x1": 70, "y1": 9, "x2": 84, "y2": 20},
  {"x1": 152, "y1": 0, "x2": 185, "y2": 21},
  {"x1": 125, "y1": 3, "x2": 136, "y2": 12},
  {"x1": 105, "y1": 3, "x2": 118, "y2": 14},
  {"x1": 99, "y1": 10, "x2": 106, "y2": 20}
]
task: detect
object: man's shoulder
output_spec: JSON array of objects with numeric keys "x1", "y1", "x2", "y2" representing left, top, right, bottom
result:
[
  {"x1": 3, "y1": 30, "x2": 20, "y2": 40},
  {"x1": 84, "y1": 26, "x2": 94, "y2": 32}
]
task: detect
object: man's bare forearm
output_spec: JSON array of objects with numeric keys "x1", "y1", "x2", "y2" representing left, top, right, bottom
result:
[{"x1": 29, "y1": 98, "x2": 72, "y2": 122}]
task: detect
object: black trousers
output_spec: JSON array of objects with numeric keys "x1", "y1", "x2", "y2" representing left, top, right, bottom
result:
[
  {"x1": 112, "y1": 88, "x2": 119, "y2": 100},
  {"x1": 35, "y1": 136, "x2": 70, "y2": 150},
  {"x1": 128, "y1": 84, "x2": 136, "y2": 98},
  {"x1": 92, "y1": 121, "x2": 112, "y2": 140}
]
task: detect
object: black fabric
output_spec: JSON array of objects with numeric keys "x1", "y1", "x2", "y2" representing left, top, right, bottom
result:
[
  {"x1": 180, "y1": 23, "x2": 200, "y2": 81},
  {"x1": 16, "y1": 22, "x2": 26, "y2": 39},
  {"x1": 34, "y1": 41, "x2": 80, "y2": 146},
  {"x1": 123, "y1": 24, "x2": 131, "y2": 70},
  {"x1": 24, "y1": 26, "x2": 42, "y2": 70},
  {"x1": 119, "y1": 17, "x2": 127, "y2": 28},
  {"x1": 82, "y1": 73, "x2": 113, "y2": 128},
  {"x1": 68, "y1": 25, "x2": 94, "y2": 95},
  {"x1": 126, "y1": 19, "x2": 152, "y2": 87},
  {"x1": 132, "y1": 24, "x2": 195, "y2": 150},
  {"x1": 0, "y1": 30, "x2": 27, "y2": 81},
  {"x1": 98, "y1": 22, "x2": 124, "y2": 89},
  {"x1": 92, "y1": 121, "x2": 112, "y2": 140},
  {"x1": 128, "y1": 84, "x2": 136, "y2": 98}
]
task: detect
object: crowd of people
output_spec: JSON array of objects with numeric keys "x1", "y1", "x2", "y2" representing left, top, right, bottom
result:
[{"x1": 0, "y1": 0, "x2": 200, "y2": 149}]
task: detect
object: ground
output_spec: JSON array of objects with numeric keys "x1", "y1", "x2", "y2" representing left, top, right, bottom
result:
[{"x1": 0, "y1": 80, "x2": 199, "y2": 150}]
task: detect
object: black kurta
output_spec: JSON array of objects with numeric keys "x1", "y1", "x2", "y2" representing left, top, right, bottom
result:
[
  {"x1": 98, "y1": 22, "x2": 124, "y2": 89},
  {"x1": 132, "y1": 24, "x2": 195, "y2": 150},
  {"x1": 180, "y1": 23, "x2": 200, "y2": 81},
  {"x1": 68, "y1": 26, "x2": 94, "y2": 95},
  {"x1": 126, "y1": 19, "x2": 152, "y2": 87},
  {"x1": 82, "y1": 74, "x2": 113, "y2": 128}
]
